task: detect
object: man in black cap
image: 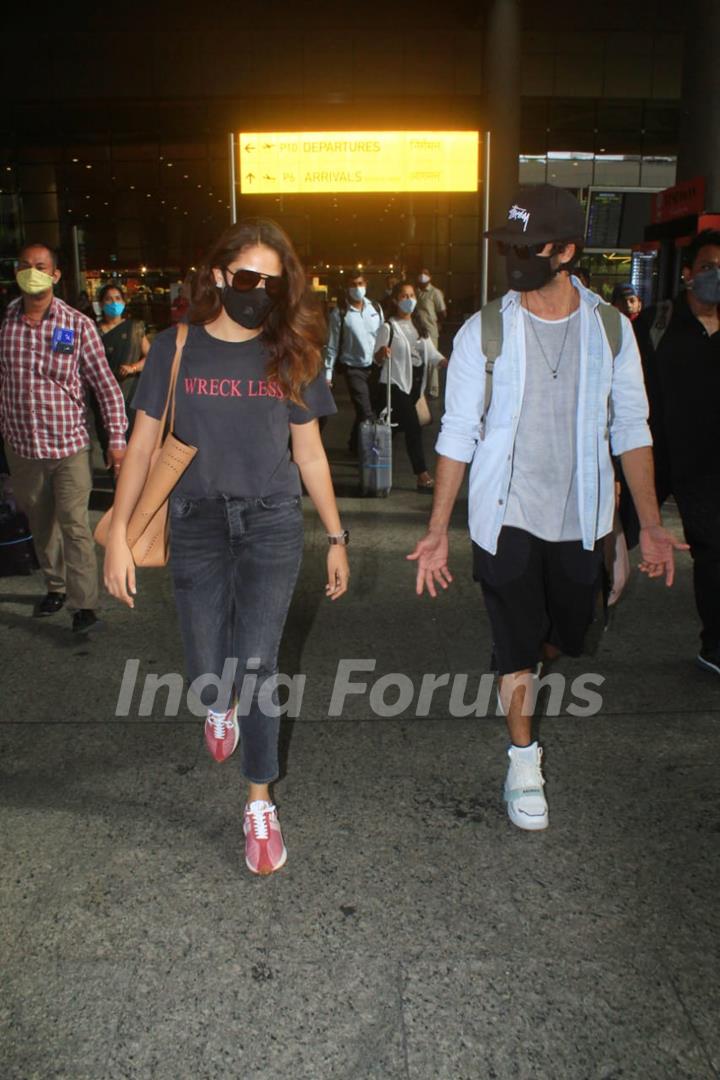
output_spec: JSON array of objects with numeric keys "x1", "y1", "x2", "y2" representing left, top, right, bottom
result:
[
  {"x1": 611, "y1": 282, "x2": 642, "y2": 321},
  {"x1": 408, "y1": 184, "x2": 686, "y2": 832}
]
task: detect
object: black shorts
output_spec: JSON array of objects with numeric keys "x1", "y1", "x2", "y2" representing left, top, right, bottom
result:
[{"x1": 473, "y1": 527, "x2": 604, "y2": 675}]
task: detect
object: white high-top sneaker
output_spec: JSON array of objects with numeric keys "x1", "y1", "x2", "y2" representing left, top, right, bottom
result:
[{"x1": 504, "y1": 741, "x2": 549, "y2": 831}]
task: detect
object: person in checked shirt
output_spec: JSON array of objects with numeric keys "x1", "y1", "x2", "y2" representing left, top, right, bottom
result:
[{"x1": 0, "y1": 243, "x2": 127, "y2": 633}]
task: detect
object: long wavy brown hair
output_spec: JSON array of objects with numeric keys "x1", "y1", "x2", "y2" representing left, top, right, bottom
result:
[{"x1": 189, "y1": 218, "x2": 325, "y2": 405}]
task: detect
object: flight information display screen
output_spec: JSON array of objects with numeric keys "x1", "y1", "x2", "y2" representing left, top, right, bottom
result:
[{"x1": 585, "y1": 189, "x2": 656, "y2": 248}]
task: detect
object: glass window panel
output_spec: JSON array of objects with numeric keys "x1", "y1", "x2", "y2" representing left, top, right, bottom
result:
[
  {"x1": 597, "y1": 102, "x2": 644, "y2": 131},
  {"x1": 640, "y1": 158, "x2": 677, "y2": 188},
  {"x1": 160, "y1": 142, "x2": 207, "y2": 161},
  {"x1": 20, "y1": 193, "x2": 58, "y2": 221},
  {"x1": 593, "y1": 156, "x2": 641, "y2": 186},
  {"x1": 450, "y1": 215, "x2": 478, "y2": 243},
  {"x1": 549, "y1": 129, "x2": 595, "y2": 153},
  {"x1": 61, "y1": 163, "x2": 111, "y2": 194},
  {"x1": 450, "y1": 192, "x2": 482, "y2": 214},
  {"x1": 111, "y1": 143, "x2": 159, "y2": 162},
  {"x1": 445, "y1": 273, "x2": 478, "y2": 314},
  {"x1": 23, "y1": 222, "x2": 60, "y2": 248},
  {"x1": 110, "y1": 162, "x2": 160, "y2": 189},
  {"x1": 642, "y1": 103, "x2": 681, "y2": 136},
  {"x1": 596, "y1": 130, "x2": 644, "y2": 154},
  {"x1": 17, "y1": 164, "x2": 57, "y2": 192},
  {"x1": 17, "y1": 146, "x2": 58, "y2": 163},
  {"x1": 546, "y1": 157, "x2": 593, "y2": 187},
  {"x1": 64, "y1": 144, "x2": 110, "y2": 163},
  {"x1": 447, "y1": 244, "x2": 478, "y2": 273},
  {"x1": 550, "y1": 100, "x2": 597, "y2": 131},
  {"x1": 519, "y1": 157, "x2": 547, "y2": 184}
]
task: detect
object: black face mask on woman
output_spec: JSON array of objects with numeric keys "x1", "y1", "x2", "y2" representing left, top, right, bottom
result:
[{"x1": 219, "y1": 284, "x2": 277, "y2": 330}]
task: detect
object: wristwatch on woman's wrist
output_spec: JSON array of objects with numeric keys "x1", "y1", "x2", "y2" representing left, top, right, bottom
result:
[{"x1": 327, "y1": 530, "x2": 350, "y2": 546}]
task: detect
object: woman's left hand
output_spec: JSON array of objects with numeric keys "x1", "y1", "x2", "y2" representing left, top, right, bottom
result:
[
  {"x1": 118, "y1": 363, "x2": 135, "y2": 378},
  {"x1": 325, "y1": 545, "x2": 350, "y2": 600}
]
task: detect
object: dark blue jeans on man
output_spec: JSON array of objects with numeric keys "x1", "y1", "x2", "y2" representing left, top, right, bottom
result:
[{"x1": 169, "y1": 492, "x2": 304, "y2": 783}]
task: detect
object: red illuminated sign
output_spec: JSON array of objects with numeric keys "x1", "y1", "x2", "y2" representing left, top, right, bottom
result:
[{"x1": 652, "y1": 177, "x2": 706, "y2": 224}]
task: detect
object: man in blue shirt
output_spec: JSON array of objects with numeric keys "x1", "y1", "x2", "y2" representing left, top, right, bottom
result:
[
  {"x1": 325, "y1": 273, "x2": 382, "y2": 453},
  {"x1": 408, "y1": 184, "x2": 686, "y2": 833}
]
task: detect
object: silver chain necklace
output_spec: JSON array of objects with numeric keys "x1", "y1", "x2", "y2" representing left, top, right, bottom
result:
[{"x1": 523, "y1": 296, "x2": 574, "y2": 379}]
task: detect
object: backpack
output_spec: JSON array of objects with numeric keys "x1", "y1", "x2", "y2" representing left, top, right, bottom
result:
[
  {"x1": 336, "y1": 299, "x2": 383, "y2": 360},
  {"x1": 478, "y1": 298, "x2": 623, "y2": 440}
]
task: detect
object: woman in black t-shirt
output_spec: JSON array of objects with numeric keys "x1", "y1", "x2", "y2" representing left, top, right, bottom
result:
[{"x1": 104, "y1": 218, "x2": 349, "y2": 876}]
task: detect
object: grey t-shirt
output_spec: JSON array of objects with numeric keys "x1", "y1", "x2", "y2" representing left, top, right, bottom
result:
[
  {"x1": 504, "y1": 308, "x2": 581, "y2": 541},
  {"x1": 133, "y1": 323, "x2": 336, "y2": 499}
]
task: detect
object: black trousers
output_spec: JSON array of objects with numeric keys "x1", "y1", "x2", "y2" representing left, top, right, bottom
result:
[
  {"x1": 339, "y1": 365, "x2": 376, "y2": 451},
  {"x1": 674, "y1": 478, "x2": 720, "y2": 650},
  {"x1": 388, "y1": 367, "x2": 427, "y2": 476}
]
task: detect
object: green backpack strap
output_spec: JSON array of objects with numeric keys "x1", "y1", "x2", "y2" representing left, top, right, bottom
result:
[
  {"x1": 479, "y1": 297, "x2": 504, "y2": 441},
  {"x1": 597, "y1": 302, "x2": 622, "y2": 360}
]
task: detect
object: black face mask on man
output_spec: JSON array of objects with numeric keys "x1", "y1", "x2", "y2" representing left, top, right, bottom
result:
[{"x1": 502, "y1": 244, "x2": 564, "y2": 292}]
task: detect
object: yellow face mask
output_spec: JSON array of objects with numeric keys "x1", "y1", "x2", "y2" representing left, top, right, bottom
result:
[{"x1": 16, "y1": 267, "x2": 55, "y2": 295}]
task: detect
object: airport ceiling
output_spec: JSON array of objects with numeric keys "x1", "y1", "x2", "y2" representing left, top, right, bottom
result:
[
  {"x1": 3, "y1": 1, "x2": 682, "y2": 144},
  {"x1": 4, "y1": 0, "x2": 682, "y2": 33}
]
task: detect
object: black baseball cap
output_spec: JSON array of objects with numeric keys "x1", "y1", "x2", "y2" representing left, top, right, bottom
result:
[
  {"x1": 485, "y1": 184, "x2": 586, "y2": 246},
  {"x1": 611, "y1": 283, "x2": 638, "y2": 303}
]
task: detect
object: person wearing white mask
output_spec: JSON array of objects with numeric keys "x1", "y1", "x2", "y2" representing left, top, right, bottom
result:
[
  {"x1": 415, "y1": 267, "x2": 446, "y2": 350},
  {"x1": 374, "y1": 281, "x2": 446, "y2": 491},
  {"x1": 324, "y1": 273, "x2": 383, "y2": 453},
  {"x1": 416, "y1": 268, "x2": 447, "y2": 399}
]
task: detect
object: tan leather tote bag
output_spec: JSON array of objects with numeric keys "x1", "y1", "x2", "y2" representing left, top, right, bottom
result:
[{"x1": 94, "y1": 324, "x2": 197, "y2": 567}]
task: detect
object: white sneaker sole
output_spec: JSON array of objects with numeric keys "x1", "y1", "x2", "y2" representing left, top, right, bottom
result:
[
  {"x1": 696, "y1": 653, "x2": 720, "y2": 676},
  {"x1": 505, "y1": 801, "x2": 549, "y2": 831}
]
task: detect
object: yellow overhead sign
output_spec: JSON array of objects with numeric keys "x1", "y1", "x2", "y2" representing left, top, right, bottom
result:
[{"x1": 239, "y1": 131, "x2": 479, "y2": 194}]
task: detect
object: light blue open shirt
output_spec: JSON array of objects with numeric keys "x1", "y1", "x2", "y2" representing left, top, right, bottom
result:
[
  {"x1": 324, "y1": 301, "x2": 382, "y2": 381},
  {"x1": 435, "y1": 278, "x2": 652, "y2": 555}
]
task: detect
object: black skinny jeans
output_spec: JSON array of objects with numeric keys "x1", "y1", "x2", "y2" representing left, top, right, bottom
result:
[
  {"x1": 169, "y1": 492, "x2": 304, "y2": 783},
  {"x1": 388, "y1": 366, "x2": 427, "y2": 476}
]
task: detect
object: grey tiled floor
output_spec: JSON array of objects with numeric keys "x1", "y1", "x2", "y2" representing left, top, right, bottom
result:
[{"x1": 2, "y1": 399, "x2": 719, "y2": 1079}]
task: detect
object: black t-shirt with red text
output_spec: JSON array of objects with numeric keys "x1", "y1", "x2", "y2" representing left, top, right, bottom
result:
[{"x1": 133, "y1": 323, "x2": 336, "y2": 498}]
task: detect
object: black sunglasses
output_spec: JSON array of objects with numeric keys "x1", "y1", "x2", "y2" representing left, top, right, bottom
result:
[
  {"x1": 497, "y1": 241, "x2": 547, "y2": 258},
  {"x1": 223, "y1": 266, "x2": 286, "y2": 298}
]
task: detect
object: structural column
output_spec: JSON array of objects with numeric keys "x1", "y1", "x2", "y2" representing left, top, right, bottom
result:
[
  {"x1": 483, "y1": 0, "x2": 521, "y2": 299},
  {"x1": 677, "y1": 0, "x2": 720, "y2": 209}
]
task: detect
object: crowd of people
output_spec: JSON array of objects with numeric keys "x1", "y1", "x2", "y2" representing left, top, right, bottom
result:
[
  {"x1": 324, "y1": 268, "x2": 447, "y2": 488},
  {"x1": 0, "y1": 185, "x2": 718, "y2": 872}
]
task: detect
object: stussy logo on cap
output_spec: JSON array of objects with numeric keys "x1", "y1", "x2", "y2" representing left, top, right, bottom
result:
[{"x1": 508, "y1": 205, "x2": 530, "y2": 231}]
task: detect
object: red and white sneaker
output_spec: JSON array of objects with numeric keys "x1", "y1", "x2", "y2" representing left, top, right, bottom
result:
[
  {"x1": 204, "y1": 704, "x2": 239, "y2": 763},
  {"x1": 243, "y1": 800, "x2": 287, "y2": 876}
]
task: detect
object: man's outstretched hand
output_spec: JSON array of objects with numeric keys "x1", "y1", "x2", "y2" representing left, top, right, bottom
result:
[
  {"x1": 407, "y1": 530, "x2": 453, "y2": 597},
  {"x1": 638, "y1": 524, "x2": 689, "y2": 587}
]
